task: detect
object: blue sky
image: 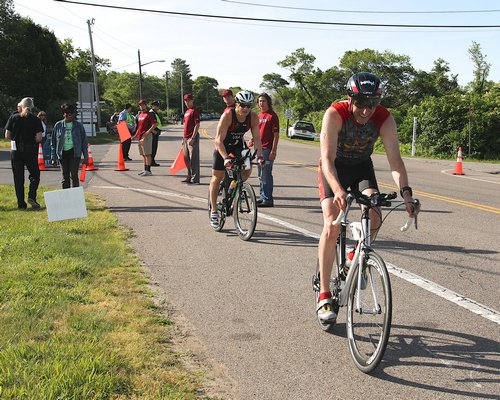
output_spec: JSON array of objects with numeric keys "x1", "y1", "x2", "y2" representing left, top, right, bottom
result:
[{"x1": 14, "y1": 0, "x2": 500, "y2": 93}]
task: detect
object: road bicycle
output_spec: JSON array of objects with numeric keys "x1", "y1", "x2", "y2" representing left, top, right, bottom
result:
[
  {"x1": 208, "y1": 149, "x2": 258, "y2": 241},
  {"x1": 312, "y1": 191, "x2": 420, "y2": 373}
]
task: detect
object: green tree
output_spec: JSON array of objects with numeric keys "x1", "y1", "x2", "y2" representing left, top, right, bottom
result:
[
  {"x1": 468, "y1": 41, "x2": 491, "y2": 95},
  {"x1": 277, "y1": 48, "x2": 316, "y2": 101},
  {"x1": 339, "y1": 49, "x2": 415, "y2": 108},
  {"x1": 0, "y1": 2, "x2": 66, "y2": 121},
  {"x1": 193, "y1": 76, "x2": 220, "y2": 113},
  {"x1": 168, "y1": 58, "x2": 193, "y2": 113},
  {"x1": 59, "y1": 38, "x2": 110, "y2": 102},
  {"x1": 260, "y1": 72, "x2": 290, "y2": 105},
  {"x1": 410, "y1": 59, "x2": 460, "y2": 103}
]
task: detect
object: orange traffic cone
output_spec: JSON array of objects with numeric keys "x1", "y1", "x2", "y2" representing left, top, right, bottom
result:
[
  {"x1": 37, "y1": 143, "x2": 47, "y2": 171},
  {"x1": 86, "y1": 143, "x2": 98, "y2": 171},
  {"x1": 114, "y1": 143, "x2": 129, "y2": 171},
  {"x1": 79, "y1": 163, "x2": 87, "y2": 182},
  {"x1": 169, "y1": 147, "x2": 188, "y2": 175},
  {"x1": 452, "y1": 147, "x2": 465, "y2": 175}
]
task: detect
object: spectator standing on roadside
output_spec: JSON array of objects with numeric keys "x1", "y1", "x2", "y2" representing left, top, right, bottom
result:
[
  {"x1": 249, "y1": 93, "x2": 279, "y2": 207},
  {"x1": 4, "y1": 97, "x2": 43, "y2": 209},
  {"x1": 149, "y1": 100, "x2": 162, "y2": 167},
  {"x1": 221, "y1": 89, "x2": 235, "y2": 112},
  {"x1": 118, "y1": 103, "x2": 135, "y2": 161},
  {"x1": 132, "y1": 99, "x2": 158, "y2": 176},
  {"x1": 182, "y1": 93, "x2": 200, "y2": 184},
  {"x1": 51, "y1": 104, "x2": 89, "y2": 189}
]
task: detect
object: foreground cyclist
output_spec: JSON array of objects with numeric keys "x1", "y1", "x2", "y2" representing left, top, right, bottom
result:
[
  {"x1": 209, "y1": 90, "x2": 264, "y2": 228},
  {"x1": 317, "y1": 72, "x2": 419, "y2": 322}
]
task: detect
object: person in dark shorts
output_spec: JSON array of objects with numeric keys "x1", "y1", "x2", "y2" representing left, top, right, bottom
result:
[
  {"x1": 208, "y1": 90, "x2": 264, "y2": 228},
  {"x1": 316, "y1": 72, "x2": 419, "y2": 322}
]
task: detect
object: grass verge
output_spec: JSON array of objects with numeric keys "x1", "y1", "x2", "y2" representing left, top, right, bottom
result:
[{"x1": 0, "y1": 184, "x2": 214, "y2": 399}]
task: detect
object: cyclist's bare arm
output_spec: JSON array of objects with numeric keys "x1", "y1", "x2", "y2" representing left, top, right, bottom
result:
[
  {"x1": 320, "y1": 107, "x2": 346, "y2": 211},
  {"x1": 215, "y1": 110, "x2": 231, "y2": 160},
  {"x1": 379, "y1": 115, "x2": 418, "y2": 217}
]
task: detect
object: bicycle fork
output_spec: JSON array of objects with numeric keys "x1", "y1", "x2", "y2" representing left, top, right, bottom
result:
[{"x1": 354, "y1": 215, "x2": 381, "y2": 315}]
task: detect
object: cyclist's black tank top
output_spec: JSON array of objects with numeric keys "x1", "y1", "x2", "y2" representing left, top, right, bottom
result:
[{"x1": 224, "y1": 108, "x2": 251, "y2": 147}]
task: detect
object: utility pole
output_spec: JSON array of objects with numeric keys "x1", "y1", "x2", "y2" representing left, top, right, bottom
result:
[
  {"x1": 87, "y1": 18, "x2": 101, "y2": 131},
  {"x1": 138, "y1": 49, "x2": 143, "y2": 99},
  {"x1": 180, "y1": 73, "x2": 184, "y2": 115},
  {"x1": 165, "y1": 71, "x2": 170, "y2": 120}
]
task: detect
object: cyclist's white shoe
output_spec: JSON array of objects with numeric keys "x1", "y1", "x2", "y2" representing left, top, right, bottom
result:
[
  {"x1": 210, "y1": 211, "x2": 220, "y2": 228},
  {"x1": 317, "y1": 298, "x2": 337, "y2": 322}
]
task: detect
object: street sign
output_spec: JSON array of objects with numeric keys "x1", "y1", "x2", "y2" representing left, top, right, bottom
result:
[{"x1": 285, "y1": 108, "x2": 293, "y2": 120}]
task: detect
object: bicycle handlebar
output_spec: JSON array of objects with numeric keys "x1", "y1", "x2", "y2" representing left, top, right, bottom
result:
[
  {"x1": 226, "y1": 149, "x2": 257, "y2": 167},
  {"x1": 331, "y1": 192, "x2": 420, "y2": 232}
]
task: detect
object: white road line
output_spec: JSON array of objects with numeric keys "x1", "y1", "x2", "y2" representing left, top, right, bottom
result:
[
  {"x1": 441, "y1": 169, "x2": 500, "y2": 185},
  {"x1": 93, "y1": 185, "x2": 500, "y2": 325}
]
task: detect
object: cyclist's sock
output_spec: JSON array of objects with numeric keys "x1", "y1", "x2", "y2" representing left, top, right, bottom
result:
[
  {"x1": 145, "y1": 165, "x2": 151, "y2": 172},
  {"x1": 319, "y1": 292, "x2": 332, "y2": 301}
]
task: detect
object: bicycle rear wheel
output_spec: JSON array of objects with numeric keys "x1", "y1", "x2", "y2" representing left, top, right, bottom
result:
[
  {"x1": 208, "y1": 183, "x2": 226, "y2": 231},
  {"x1": 346, "y1": 251, "x2": 391, "y2": 373},
  {"x1": 233, "y1": 182, "x2": 257, "y2": 241}
]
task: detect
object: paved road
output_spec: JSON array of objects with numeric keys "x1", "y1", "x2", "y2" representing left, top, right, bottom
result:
[{"x1": 1, "y1": 123, "x2": 499, "y2": 399}]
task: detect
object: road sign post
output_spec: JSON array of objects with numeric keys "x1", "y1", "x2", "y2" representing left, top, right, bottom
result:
[{"x1": 285, "y1": 108, "x2": 293, "y2": 136}]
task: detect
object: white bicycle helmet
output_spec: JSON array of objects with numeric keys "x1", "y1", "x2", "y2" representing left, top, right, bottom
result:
[{"x1": 235, "y1": 90, "x2": 254, "y2": 104}]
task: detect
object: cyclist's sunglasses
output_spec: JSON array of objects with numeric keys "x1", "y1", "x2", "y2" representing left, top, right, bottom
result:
[
  {"x1": 354, "y1": 97, "x2": 381, "y2": 109},
  {"x1": 238, "y1": 103, "x2": 252, "y2": 109}
]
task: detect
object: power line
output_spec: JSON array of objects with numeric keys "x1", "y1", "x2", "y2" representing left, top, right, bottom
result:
[
  {"x1": 16, "y1": 1, "x2": 86, "y2": 32},
  {"x1": 220, "y1": 0, "x2": 500, "y2": 15},
  {"x1": 53, "y1": 0, "x2": 500, "y2": 29}
]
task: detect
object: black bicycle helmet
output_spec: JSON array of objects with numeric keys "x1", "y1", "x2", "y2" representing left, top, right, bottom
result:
[{"x1": 346, "y1": 72, "x2": 383, "y2": 98}]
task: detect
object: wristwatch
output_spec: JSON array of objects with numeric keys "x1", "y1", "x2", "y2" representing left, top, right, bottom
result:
[{"x1": 400, "y1": 186, "x2": 413, "y2": 197}]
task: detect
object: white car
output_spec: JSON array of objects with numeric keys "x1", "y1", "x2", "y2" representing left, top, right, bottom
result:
[{"x1": 287, "y1": 120, "x2": 318, "y2": 140}]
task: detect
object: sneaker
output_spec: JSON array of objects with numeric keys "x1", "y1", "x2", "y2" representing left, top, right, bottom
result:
[
  {"x1": 317, "y1": 298, "x2": 337, "y2": 322},
  {"x1": 142, "y1": 170, "x2": 153, "y2": 176},
  {"x1": 210, "y1": 211, "x2": 220, "y2": 228},
  {"x1": 27, "y1": 198, "x2": 41, "y2": 209},
  {"x1": 138, "y1": 170, "x2": 146, "y2": 176}
]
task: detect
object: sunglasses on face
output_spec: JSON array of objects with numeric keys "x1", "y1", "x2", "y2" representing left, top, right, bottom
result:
[
  {"x1": 238, "y1": 103, "x2": 252, "y2": 109},
  {"x1": 354, "y1": 98, "x2": 381, "y2": 109}
]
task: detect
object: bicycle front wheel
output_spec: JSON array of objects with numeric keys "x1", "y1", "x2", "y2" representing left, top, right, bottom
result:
[
  {"x1": 233, "y1": 182, "x2": 257, "y2": 241},
  {"x1": 208, "y1": 183, "x2": 226, "y2": 231},
  {"x1": 346, "y1": 251, "x2": 392, "y2": 373}
]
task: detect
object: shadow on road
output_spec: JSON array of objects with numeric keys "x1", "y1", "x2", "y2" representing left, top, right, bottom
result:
[{"x1": 321, "y1": 322, "x2": 498, "y2": 398}]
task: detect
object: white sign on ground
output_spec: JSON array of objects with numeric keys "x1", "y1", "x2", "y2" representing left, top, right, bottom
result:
[{"x1": 44, "y1": 187, "x2": 88, "y2": 222}]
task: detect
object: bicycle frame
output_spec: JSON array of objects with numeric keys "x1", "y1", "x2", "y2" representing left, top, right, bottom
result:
[
  {"x1": 220, "y1": 150, "x2": 255, "y2": 216},
  {"x1": 334, "y1": 193, "x2": 393, "y2": 312}
]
